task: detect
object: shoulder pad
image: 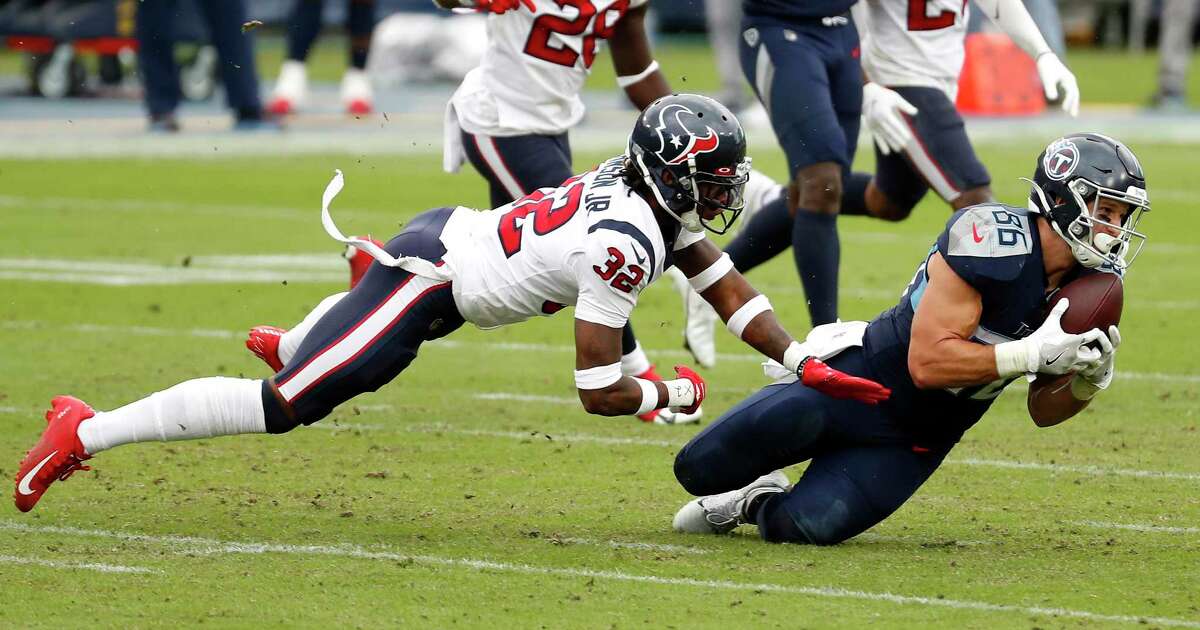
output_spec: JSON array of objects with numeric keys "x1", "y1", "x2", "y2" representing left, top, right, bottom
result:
[{"x1": 944, "y1": 204, "x2": 1033, "y2": 259}]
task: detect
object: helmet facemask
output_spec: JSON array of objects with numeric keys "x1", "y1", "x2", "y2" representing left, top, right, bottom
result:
[
  {"x1": 632, "y1": 146, "x2": 751, "y2": 235},
  {"x1": 1027, "y1": 177, "x2": 1150, "y2": 272}
]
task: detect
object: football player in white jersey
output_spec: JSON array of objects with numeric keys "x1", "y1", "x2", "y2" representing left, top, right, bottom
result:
[
  {"x1": 678, "y1": 0, "x2": 1083, "y2": 367},
  {"x1": 13, "y1": 95, "x2": 891, "y2": 514},
  {"x1": 436, "y1": 0, "x2": 683, "y2": 423}
]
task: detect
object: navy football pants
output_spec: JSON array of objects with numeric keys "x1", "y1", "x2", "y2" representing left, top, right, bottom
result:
[
  {"x1": 674, "y1": 348, "x2": 952, "y2": 545},
  {"x1": 262, "y1": 208, "x2": 465, "y2": 432}
]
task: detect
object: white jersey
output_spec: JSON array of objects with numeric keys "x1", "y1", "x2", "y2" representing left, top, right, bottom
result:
[
  {"x1": 450, "y1": 0, "x2": 647, "y2": 137},
  {"x1": 439, "y1": 156, "x2": 705, "y2": 329},
  {"x1": 861, "y1": 0, "x2": 969, "y2": 99}
]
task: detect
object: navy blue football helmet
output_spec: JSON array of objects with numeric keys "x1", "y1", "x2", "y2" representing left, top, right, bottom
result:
[
  {"x1": 627, "y1": 94, "x2": 751, "y2": 234},
  {"x1": 1027, "y1": 132, "x2": 1150, "y2": 271}
]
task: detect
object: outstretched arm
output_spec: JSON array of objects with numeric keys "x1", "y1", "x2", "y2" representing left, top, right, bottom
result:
[
  {"x1": 609, "y1": 5, "x2": 671, "y2": 110},
  {"x1": 973, "y1": 0, "x2": 1079, "y2": 115},
  {"x1": 674, "y1": 239, "x2": 890, "y2": 403}
]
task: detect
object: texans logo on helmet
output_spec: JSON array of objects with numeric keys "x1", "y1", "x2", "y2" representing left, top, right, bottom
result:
[
  {"x1": 652, "y1": 103, "x2": 721, "y2": 165},
  {"x1": 1043, "y1": 139, "x2": 1079, "y2": 181}
]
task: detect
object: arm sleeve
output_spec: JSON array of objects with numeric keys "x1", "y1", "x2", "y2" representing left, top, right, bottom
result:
[
  {"x1": 570, "y1": 235, "x2": 643, "y2": 329},
  {"x1": 972, "y1": 0, "x2": 1053, "y2": 59}
]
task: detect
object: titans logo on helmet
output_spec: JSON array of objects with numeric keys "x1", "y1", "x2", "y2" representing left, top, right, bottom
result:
[
  {"x1": 1043, "y1": 138, "x2": 1080, "y2": 181},
  {"x1": 651, "y1": 104, "x2": 721, "y2": 165}
]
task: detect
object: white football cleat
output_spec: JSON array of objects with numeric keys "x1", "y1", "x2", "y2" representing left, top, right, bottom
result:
[
  {"x1": 340, "y1": 68, "x2": 374, "y2": 115},
  {"x1": 649, "y1": 406, "x2": 703, "y2": 426},
  {"x1": 673, "y1": 470, "x2": 790, "y2": 535},
  {"x1": 739, "y1": 168, "x2": 786, "y2": 235},
  {"x1": 268, "y1": 60, "x2": 308, "y2": 115}
]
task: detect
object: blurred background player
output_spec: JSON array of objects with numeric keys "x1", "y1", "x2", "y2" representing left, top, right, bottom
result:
[
  {"x1": 703, "y1": 0, "x2": 746, "y2": 112},
  {"x1": 136, "y1": 0, "x2": 275, "y2": 132},
  {"x1": 722, "y1": 0, "x2": 864, "y2": 333},
  {"x1": 436, "y1": 0, "x2": 689, "y2": 424},
  {"x1": 672, "y1": 133, "x2": 1149, "y2": 545},
  {"x1": 679, "y1": 0, "x2": 1082, "y2": 367},
  {"x1": 1151, "y1": 0, "x2": 1198, "y2": 110},
  {"x1": 267, "y1": 0, "x2": 377, "y2": 115}
]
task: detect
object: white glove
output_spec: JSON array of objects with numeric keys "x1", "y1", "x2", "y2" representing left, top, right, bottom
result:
[
  {"x1": 994, "y1": 299, "x2": 1105, "y2": 377},
  {"x1": 862, "y1": 82, "x2": 919, "y2": 155},
  {"x1": 1070, "y1": 325, "x2": 1120, "y2": 399},
  {"x1": 1035, "y1": 53, "x2": 1080, "y2": 117}
]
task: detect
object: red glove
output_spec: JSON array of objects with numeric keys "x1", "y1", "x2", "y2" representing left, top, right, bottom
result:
[
  {"x1": 672, "y1": 365, "x2": 707, "y2": 415},
  {"x1": 475, "y1": 0, "x2": 535, "y2": 13},
  {"x1": 799, "y1": 357, "x2": 891, "y2": 404}
]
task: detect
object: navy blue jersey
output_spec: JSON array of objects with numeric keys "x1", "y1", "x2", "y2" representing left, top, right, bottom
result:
[
  {"x1": 862, "y1": 204, "x2": 1050, "y2": 440},
  {"x1": 744, "y1": 0, "x2": 858, "y2": 21}
]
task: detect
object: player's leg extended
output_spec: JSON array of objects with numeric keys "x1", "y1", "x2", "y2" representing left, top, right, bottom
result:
[
  {"x1": 264, "y1": 208, "x2": 465, "y2": 432},
  {"x1": 753, "y1": 443, "x2": 950, "y2": 545},
  {"x1": 460, "y1": 131, "x2": 574, "y2": 207},
  {"x1": 341, "y1": 0, "x2": 376, "y2": 114}
]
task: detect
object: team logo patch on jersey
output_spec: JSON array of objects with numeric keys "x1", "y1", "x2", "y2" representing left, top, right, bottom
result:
[
  {"x1": 743, "y1": 27, "x2": 759, "y2": 47},
  {"x1": 652, "y1": 103, "x2": 720, "y2": 165},
  {"x1": 1043, "y1": 139, "x2": 1080, "y2": 181}
]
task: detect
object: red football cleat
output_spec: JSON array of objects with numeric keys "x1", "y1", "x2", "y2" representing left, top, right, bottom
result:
[
  {"x1": 246, "y1": 325, "x2": 287, "y2": 372},
  {"x1": 345, "y1": 236, "x2": 383, "y2": 290},
  {"x1": 346, "y1": 99, "x2": 373, "y2": 116},
  {"x1": 13, "y1": 396, "x2": 94, "y2": 513},
  {"x1": 266, "y1": 97, "x2": 294, "y2": 116}
]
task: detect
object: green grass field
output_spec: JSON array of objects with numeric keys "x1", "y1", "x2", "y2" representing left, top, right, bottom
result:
[{"x1": 0, "y1": 140, "x2": 1198, "y2": 628}]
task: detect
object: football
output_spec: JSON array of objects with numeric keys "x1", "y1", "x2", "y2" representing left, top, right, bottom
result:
[{"x1": 1048, "y1": 272, "x2": 1124, "y2": 335}]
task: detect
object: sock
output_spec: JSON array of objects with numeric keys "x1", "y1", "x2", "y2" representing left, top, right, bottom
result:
[
  {"x1": 348, "y1": 0, "x2": 376, "y2": 69},
  {"x1": 725, "y1": 195, "x2": 793, "y2": 272},
  {"x1": 791, "y1": 210, "x2": 840, "y2": 326},
  {"x1": 840, "y1": 172, "x2": 872, "y2": 216},
  {"x1": 77, "y1": 377, "x2": 266, "y2": 455},
  {"x1": 286, "y1": 0, "x2": 325, "y2": 62},
  {"x1": 621, "y1": 341, "x2": 653, "y2": 377},
  {"x1": 278, "y1": 292, "x2": 347, "y2": 365}
]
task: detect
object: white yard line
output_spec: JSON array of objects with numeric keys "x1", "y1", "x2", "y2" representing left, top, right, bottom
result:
[
  {"x1": 1, "y1": 521, "x2": 1194, "y2": 628},
  {"x1": 1072, "y1": 520, "x2": 1200, "y2": 534},
  {"x1": 5, "y1": 319, "x2": 1199, "y2": 384},
  {"x1": 2, "y1": 257, "x2": 1199, "y2": 308},
  {"x1": 474, "y1": 392, "x2": 577, "y2": 405},
  {"x1": 0, "y1": 553, "x2": 159, "y2": 574}
]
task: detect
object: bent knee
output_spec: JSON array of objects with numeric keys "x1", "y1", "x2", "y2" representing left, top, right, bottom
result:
[
  {"x1": 674, "y1": 448, "x2": 717, "y2": 496},
  {"x1": 794, "y1": 166, "x2": 843, "y2": 214}
]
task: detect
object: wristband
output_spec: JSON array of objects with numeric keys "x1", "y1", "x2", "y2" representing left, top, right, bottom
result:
[
  {"x1": 616, "y1": 60, "x2": 660, "y2": 88},
  {"x1": 782, "y1": 341, "x2": 807, "y2": 374},
  {"x1": 687, "y1": 253, "x2": 734, "y2": 293},
  {"x1": 726, "y1": 294, "x2": 772, "y2": 339},
  {"x1": 633, "y1": 377, "x2": 660, "y2": 415},
  {"x1": 574, "y1": 363, "x2": 622, "y2": 390},
  {"x1": 663, "y1": 377, "x2": 696, "y2": 409},
  {"x1": 994, "y1": 340, "x2": 1035, "y2": 378}
]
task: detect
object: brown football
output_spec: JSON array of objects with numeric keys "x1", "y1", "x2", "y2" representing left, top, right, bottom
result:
[{"x1": 1047, "y1": 272, "x2": 1124, "y2": 335}]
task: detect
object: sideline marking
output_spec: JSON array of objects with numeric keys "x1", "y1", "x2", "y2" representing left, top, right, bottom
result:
[{"x1": 1, "y1": 521, "x2": 1194, "y2": 628}]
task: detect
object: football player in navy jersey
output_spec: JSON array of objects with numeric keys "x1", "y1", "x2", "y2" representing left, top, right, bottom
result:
[
  {"x1": 672, "y1": 133, "x2": 1150, "y2": 545},
  {"x1": 722, "y1": 0, "x2": 865, "y2": 328}
]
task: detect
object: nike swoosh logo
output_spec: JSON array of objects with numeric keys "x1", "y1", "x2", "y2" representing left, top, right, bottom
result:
[
  {"x1": 972, "y1": 223, "x2": 984, "y2": 243},
  {"x1": 633, "y1": 249, "x2": 647, "y2": 265},
  {"x1": 17, "y1": 450, "x2": 57, "y2": 496},
  {"x1": 1045, "y1": 349, "x2": 1067, "y2": 366}
]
